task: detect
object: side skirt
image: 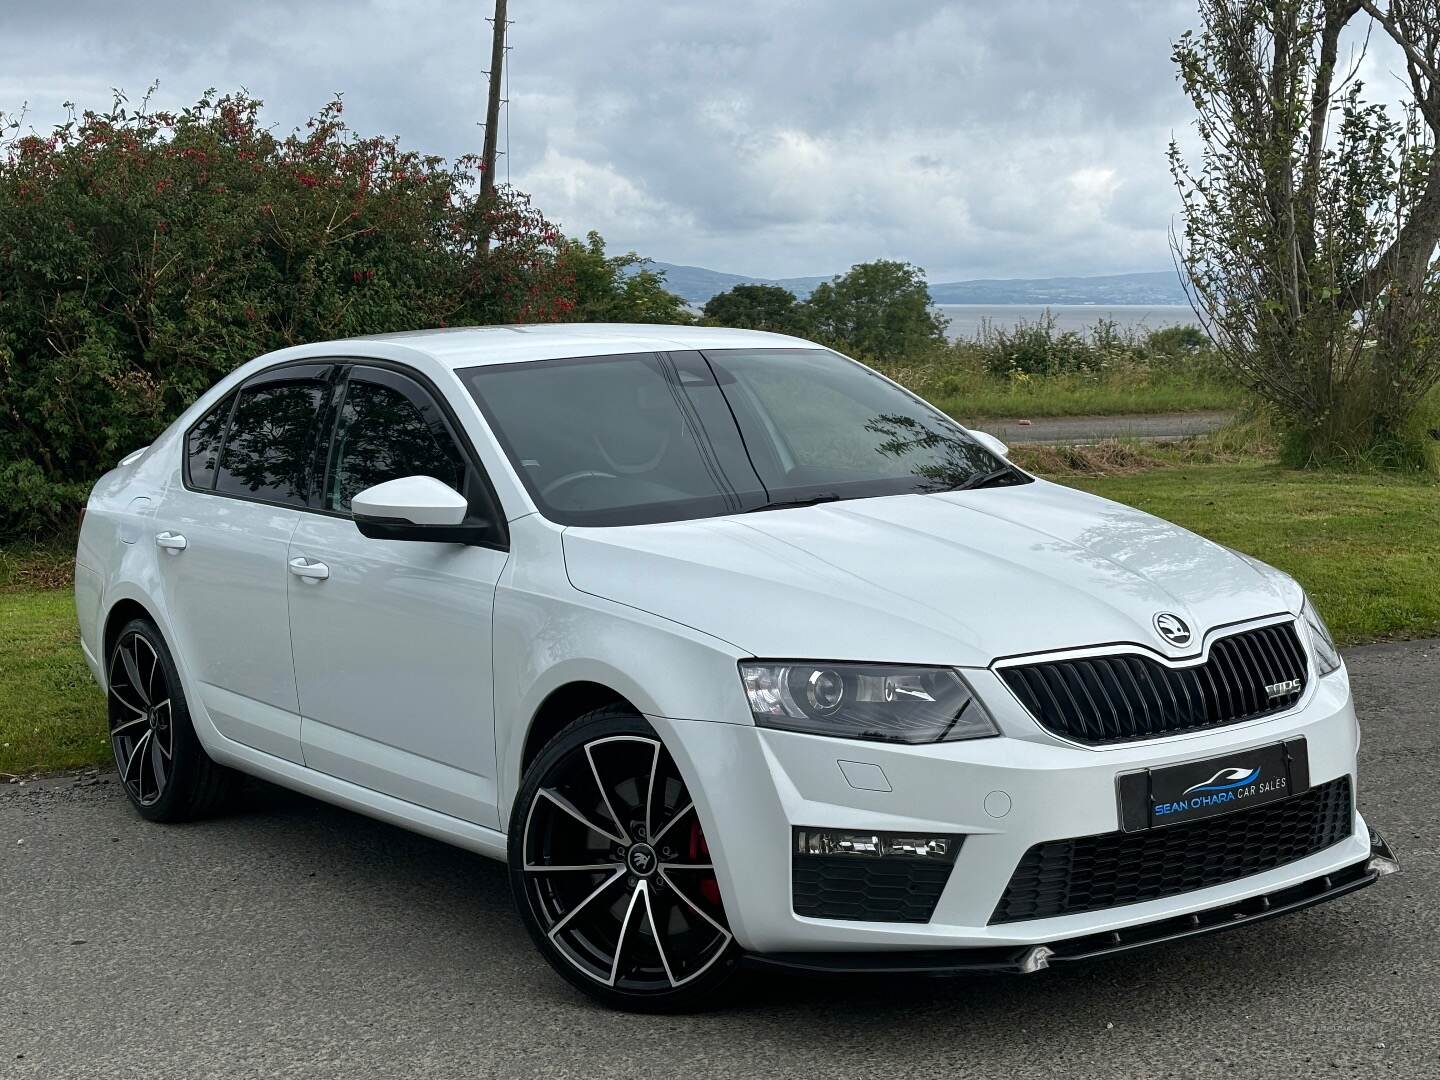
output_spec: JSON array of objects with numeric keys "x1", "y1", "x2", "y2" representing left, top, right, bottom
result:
[{"x1": 205, "y1": 737, "x2": 509, "y2": 862}]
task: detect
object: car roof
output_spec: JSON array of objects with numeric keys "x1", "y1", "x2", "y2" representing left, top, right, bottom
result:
[{"x1": 259, "y1": 323, "x2": 821, "y2": 370}]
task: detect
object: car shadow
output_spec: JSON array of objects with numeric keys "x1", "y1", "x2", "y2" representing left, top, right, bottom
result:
[{"x1": 215, "y1": 775, "x2": 1392, "y2": 1038}]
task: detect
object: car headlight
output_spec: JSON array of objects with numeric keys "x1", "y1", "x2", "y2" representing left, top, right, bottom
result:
[
  {"x1": 1301, "y1": 595, "x2": 1342, "y2": 677},
  {"x1": 739, "y1": 662, "x2": 999, "y2": 744}
]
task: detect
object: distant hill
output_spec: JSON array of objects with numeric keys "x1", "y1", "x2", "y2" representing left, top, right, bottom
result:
[
  {"x1": 641, "y1": 262, "x2": 1188, "y2": 306},
  {"x1": 641, "y1": 262, "x2": 831, "y2": 304}
]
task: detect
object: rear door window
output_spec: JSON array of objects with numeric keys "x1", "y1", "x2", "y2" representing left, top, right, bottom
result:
[{"x1": 214, "y1": 366, "x2": 333, "y2": 508}]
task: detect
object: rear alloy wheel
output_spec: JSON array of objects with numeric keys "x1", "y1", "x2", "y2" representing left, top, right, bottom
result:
[
  {"x1": 509, "y1": 708, "x2": 737, "y2": 1010},
  {"x1": 106, "y1": 618, "x2": 236, "y2": 822},
  {"x1": 108, "y1": 629, "x2": 174, "y2": 807}
]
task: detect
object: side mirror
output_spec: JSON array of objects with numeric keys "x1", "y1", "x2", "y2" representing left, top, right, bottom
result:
[
  {"x1": 351, "y1": 475, "x2": 485, "y2": 543},
  {"x1": 969, "y1": 430, "x2": 1009, "y2": 458}
]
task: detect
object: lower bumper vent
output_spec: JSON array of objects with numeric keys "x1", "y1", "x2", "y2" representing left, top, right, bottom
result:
[
  {"x1": 793, "y1": 856, "x2": 955, "y2": 923},
  {"x1": 991, "y1": 776, "x2": 1353, "y2": 924}
]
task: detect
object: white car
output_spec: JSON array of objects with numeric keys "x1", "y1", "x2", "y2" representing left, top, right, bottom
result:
[{"x1": 75, "y1": 324, "x2": 1397, "y2": 1010}]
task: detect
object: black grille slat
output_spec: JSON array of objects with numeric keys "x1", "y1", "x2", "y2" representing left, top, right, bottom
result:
[
  {"x1": 792, "y1": 857, "x2": 954, "y2": 923},
  {"x1": 1000, "y1": 622, "x2": 1309, "y2": 745},
  {"x1": 1239, "y1": 631, "x2": 1277, "y2": 691},
  {"x1": 991, "y1": 777, "x2": 1353, "y2": 923},
  {"x1": 1079, "y1": 660, "x2": 1120, "y2": 741},
  {"x1": 1063, "y1": 665, "x2": 1102, "y2": 742}
]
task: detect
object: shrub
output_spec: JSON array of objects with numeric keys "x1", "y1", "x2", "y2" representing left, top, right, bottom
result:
[
  {"x1": 702, "y1": 283, "x2": 808, "y2": 335},
  {"x1": 0, "y1": 90, "x2": 574, "y2": 537},
  {"x1": 558, "y1": 231, "x2": 691, "y2": 324},
  {"x1": 804, "y1": 260, "x2": 949, "y2": 361}
]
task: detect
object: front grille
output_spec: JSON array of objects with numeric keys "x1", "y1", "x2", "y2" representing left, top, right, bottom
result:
[
  {"x1": 990, "y1": 776, "x2": 1353, "y2": 924},
  {"x1": 793, "y1": 857, "x2": 954, "y2": 923},
  {"x1": 1000, "y1": 621, "x2": 1308, "y2": 745}
]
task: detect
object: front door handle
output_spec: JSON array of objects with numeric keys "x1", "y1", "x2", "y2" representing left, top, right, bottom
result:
[
  {"x1": 155, "y1": 531, "x2": 188, "y2": 553},
  {"x1": 288, "y1": 556, "x2": 330, "y2": 582}
]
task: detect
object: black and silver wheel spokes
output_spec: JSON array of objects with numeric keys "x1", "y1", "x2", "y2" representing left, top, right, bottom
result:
[
  {"x1": 523, "y1": 735, "x2": 732, "y2": 992},
  {"x1": 107, "y1": 633, "x2": 173, "y2": 806}
]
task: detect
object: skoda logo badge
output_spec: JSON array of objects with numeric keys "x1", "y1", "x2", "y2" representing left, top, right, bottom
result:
[
  {"x1": 1153, "y1": 612, "x2": 1192, "y2": 647},
  {"x1": 626, "y1": 842, "x2": 657, "y2": 877}
]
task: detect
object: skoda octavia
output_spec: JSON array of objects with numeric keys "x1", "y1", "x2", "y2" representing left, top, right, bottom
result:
[{"x1": 75, "y1": 324, "x2": 1397, "y2": 1010}]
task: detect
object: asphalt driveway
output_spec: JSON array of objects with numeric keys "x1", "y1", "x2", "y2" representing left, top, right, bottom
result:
[{"x1": 3, "y1": 639, "x2": 1436, "y2": 1079}]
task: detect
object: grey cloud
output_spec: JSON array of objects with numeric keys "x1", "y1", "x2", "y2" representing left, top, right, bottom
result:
[{"x1": 3, "y1": 0, "x2": 1227, "y2": 280}]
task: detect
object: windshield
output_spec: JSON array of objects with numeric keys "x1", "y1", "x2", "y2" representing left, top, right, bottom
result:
[{"x1": 461, "y1": 348, "x2": 1027, "y2": 526}]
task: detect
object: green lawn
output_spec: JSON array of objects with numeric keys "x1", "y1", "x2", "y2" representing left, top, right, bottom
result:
[
  {"x1": 934, "y1": 376, "x2": 1245, "y2": 420},
  {"x1": 2, "y1": 461, "x2": 1435, "y2": 776},
  {"x1": 1, "y1": 589, "x2": 107, "y2": 776},
  {"x1": 1069, "y1": 463, "x2": 1440, "y2": 644}
]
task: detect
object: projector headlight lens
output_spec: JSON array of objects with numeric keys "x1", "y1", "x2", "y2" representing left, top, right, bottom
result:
[{"x1": 740, "y1": 662, "x2": 998, "y2": 744}]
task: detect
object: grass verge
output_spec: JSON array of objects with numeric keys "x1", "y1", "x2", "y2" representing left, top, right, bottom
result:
[
  {"x1": 1065, "y1": 462, "x2": 1440, "y2": 645},
  {"x1": 1, "y1": 590, "x2": 107, "y2": 776},
  {"x1": 933, "y1": 373, "x2": 1245, "y2": 420}
]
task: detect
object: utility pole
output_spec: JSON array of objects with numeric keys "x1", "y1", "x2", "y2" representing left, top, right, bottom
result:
[{"x1": 480, "y1": 0, "x2": 508, "y2": 202}]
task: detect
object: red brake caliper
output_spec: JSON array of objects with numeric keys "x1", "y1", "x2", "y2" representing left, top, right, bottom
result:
[{"x1": 688, "y1": 818, "x2": 722, "y2": 907}]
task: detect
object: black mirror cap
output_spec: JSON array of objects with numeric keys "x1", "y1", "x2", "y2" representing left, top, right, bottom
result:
[{"x1": 353, "y1": 513, "x2": 497, "y2": 547}]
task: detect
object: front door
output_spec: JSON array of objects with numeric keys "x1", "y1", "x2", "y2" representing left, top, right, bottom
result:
[{"x1": 287, "y1": 365, "x2": 508, "y2": 828}]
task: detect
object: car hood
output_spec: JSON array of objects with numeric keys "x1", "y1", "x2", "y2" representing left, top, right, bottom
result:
[{"x1": 560, "y1": 479, "x2": 1300, "y2": 667}]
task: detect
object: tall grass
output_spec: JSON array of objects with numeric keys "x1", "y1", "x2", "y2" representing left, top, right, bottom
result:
[{"x1": 874, "y1": 314, "x2": 1245, "y2": 420}]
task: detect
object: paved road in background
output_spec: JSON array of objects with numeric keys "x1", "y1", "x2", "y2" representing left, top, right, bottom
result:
[
  {"x1": 983, "y1": 409, "x2": 1234, "y2": 445},
  {"x1": 3, "y1": 640, "x2": 1436, "y2": 1080}
]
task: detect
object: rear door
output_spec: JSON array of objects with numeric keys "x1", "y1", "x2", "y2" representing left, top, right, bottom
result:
[
  {"x1": 287, "y1": 363, "x2": 509, "y2": 827},
  {"x1": 155, "y1": 362, "x2": 335, "y2": 763}
]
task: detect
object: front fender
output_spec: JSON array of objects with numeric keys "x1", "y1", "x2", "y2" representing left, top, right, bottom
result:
[{"x1": 493, "y1": 516, "x2": 753, "y2": 819}]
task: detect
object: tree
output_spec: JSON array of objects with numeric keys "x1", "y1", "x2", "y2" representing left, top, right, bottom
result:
[
  {"x1": 801, "y1": 260, "x2": 949, "y2": 361},
  {"x1": 0, "y1": 89, "x2": 575, "y2": 536},
  {"x1": 554, "y1": 231, "x2": 691, "y2": 324},
  {"x1": 702, "y1": 283, "x2": 808, "y2": 334},
  {"x1": 1171, "y1": 0, "x2": 1440, "y2": 467}
]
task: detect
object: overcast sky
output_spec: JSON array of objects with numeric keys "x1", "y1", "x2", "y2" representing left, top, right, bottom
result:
[{"x1": 0, "y1": 1, "x2": 1401, "y2": 282}]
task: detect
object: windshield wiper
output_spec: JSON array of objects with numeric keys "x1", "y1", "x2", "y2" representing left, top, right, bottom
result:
[
  {"x1": 948, "y1": 466, "x2": 1021, "y2": 491},
  {"x1": 743, "y1": 492, "x2": 844, "y2": 514}
]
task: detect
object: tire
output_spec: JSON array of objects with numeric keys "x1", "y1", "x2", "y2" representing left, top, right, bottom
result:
[
  {"x1": 508, "y1": 705, "x2": 740, "y2": 1011},
  {"x1": 106, "y1": 617, "x2": 238, "y2": 822}
]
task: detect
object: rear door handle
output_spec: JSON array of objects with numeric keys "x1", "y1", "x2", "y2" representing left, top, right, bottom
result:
[
  {"x1": 155, "y1": 531, "x2": 188, "y2": 553},
  {"x1": 288, "y1": 556, "x2": 330, "y2": 582}
]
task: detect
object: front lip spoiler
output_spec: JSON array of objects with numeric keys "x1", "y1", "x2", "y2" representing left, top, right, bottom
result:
[{"x1": 745, "y1": 828, "x2": 1400, "y2": 978}]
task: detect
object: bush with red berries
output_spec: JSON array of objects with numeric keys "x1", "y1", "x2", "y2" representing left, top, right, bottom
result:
[{"x1": 0, "y1": 90, "x2": 576, "y2": 536}]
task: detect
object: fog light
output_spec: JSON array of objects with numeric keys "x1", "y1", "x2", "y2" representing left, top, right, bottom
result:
[{"x1": 793, "y1": 829, "x2": 957, "y2": 860}]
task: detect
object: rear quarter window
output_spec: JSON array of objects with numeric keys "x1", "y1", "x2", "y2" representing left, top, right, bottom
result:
[{"x1": 184, "y1": 393, "x2": 234, "y2": 490}]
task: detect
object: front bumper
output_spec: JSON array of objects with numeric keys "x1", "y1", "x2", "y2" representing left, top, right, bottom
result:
[
  {"x1": 652, "y1": 666, "x2": 1375, "y2": 955},
  {"x1": 746, "y1": 829, "x2": 1399, "y2": 975}
]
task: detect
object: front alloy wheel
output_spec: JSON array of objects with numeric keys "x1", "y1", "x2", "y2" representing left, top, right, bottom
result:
[{"x1": 509, "y1": 708, "x2": 737, "y2": 1010}]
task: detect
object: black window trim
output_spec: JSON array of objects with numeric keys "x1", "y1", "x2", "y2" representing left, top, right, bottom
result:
[{"x1": 180, "y1": 356, "x2": 509, "y2": 552}]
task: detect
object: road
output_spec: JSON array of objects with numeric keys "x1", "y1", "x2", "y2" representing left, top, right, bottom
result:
[
  {"x1": 3, "y1": 639, "x2": 1437, "y2": 1080},
  {"x1": 981, "y1": 410, "x2": 1234, "y2": 445}
]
